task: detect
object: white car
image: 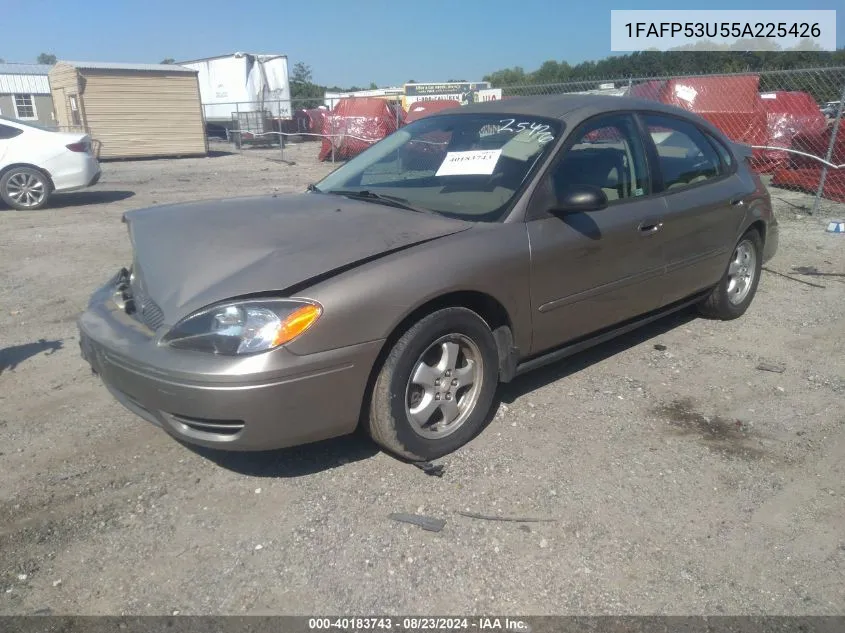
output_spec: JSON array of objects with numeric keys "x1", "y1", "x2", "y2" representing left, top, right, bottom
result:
[{"x1": 0, "y1": 116, "x2": 101, "y2": 210}]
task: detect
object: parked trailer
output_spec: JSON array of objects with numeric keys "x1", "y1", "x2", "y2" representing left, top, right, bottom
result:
[{"x1": 178, "y1": 53, "x2": 291, "y2": 142}]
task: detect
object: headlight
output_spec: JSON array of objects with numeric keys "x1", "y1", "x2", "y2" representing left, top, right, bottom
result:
[{"x1": 161, "y1": 299, "x2": 322, "y2": 355}]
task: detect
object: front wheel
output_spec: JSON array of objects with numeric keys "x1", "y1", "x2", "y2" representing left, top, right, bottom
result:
[
  {"x1": 366, "y1": 307, "x2": 500, "y2": 461},
  {"x1": 0, "y1": 167, "x2": 52, "y2": 210},
  {"x1": 697, "y1": 228, "x2": 763, "y2": 320}
]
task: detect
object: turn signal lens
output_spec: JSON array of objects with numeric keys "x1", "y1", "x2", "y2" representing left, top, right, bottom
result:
[{"x1": 273, "y1": 303, "x2": 322, "y2": 346}]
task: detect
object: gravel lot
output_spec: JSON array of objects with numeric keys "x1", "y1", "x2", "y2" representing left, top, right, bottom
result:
[{"x1": 1, "y1": 141, "x2": 844, "y2": 616}]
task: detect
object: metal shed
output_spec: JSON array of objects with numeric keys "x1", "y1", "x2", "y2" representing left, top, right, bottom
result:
[
  {"x1": 0, "y1": 63, "x2": 55, "y2": 126},
  {"x1": 48, "y1": 61, "x2": 208, "y2": 159}
]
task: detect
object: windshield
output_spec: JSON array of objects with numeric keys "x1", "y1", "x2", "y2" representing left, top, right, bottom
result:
[{"x1": 315, "y1": 113, "x2": 563, "y2": 222}]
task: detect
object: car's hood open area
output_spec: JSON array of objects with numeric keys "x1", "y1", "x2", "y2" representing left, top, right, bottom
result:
[{"x1": 123, "y1": 193, "x2": 471, "y2": 324}]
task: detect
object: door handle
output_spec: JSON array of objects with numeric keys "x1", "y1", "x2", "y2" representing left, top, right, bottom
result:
[
  {"x1": 730, "y1": 197, "x2": 745, "y2": 206},
  {"x1": 638, "y1": 221, "x2": 663, "y2": 235}
]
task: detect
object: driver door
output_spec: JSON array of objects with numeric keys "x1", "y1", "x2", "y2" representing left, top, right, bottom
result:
[{"x1": 526, "y1": 113, "x2": 669, "y2": 355}]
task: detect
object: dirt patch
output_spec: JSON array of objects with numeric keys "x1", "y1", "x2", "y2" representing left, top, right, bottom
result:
[{"x1": 653, "y1": 397, "x2": 766, "y2": 460}]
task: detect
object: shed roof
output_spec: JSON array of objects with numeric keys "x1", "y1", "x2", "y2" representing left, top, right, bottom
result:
[
  {"x1": 0, "y1": 63, "x2": 52, "y2": 94},
  {"x1": 58, "y1": 61, "x2": 197, "y2": 73}
]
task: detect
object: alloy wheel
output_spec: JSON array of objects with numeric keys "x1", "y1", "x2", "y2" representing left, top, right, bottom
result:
[{"x1": 404, "y1": 334, "x2": 484, "y2": 439}]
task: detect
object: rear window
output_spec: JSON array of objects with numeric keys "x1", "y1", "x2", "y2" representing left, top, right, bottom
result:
[
  {"x1": 0, "y1": 123, "x2": 23, "y2": 139},
  {"x1": 705, "y1": 133, "x2": 735, "y2": 169},
  {"x1": 0, "y1": 116, "x2": 50, "y2": 131},
  {"x1": 643, "y1": 114, "x2": 722, "y2": 191}
]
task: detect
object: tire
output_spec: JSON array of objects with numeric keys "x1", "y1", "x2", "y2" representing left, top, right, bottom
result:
[
  {"x1": 0, "y1": 167, "x2": 51, "y2": 211},
  {"x1": 367, "y1": 307, "x2": 500, "y2": 461},
  {"x1": 697, "y1": 228, "x2": 763, "y2": 320}
]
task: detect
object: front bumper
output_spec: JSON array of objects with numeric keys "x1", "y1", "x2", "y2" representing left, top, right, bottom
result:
[{"x1": 78, "y1": 281, "x2": 383, "y2": 451}]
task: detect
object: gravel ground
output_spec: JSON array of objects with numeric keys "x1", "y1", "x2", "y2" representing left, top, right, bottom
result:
[{"x1": 1, "y1": 142, "x2": 844, "y2": 616}]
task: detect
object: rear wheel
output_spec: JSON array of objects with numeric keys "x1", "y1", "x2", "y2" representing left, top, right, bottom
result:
[
  {"x1": 366, "y1": 307, "x2": 499, "y2": 461},
  {"x1": 697, "y1": 228, "x2": 763, "y2": 320},
  {"x1": 0, "y1": 167, "x2": 51, "y2": 210}
]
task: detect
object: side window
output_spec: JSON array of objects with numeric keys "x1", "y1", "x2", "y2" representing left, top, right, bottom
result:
[
  {"x1": 551, "y1": 114, "x2": 649, "y2": 203},
  {"x1": 0, "y1": 124, "x2": 23, "y2": 140},
  {"x1": 642, "y1": 114, "x2": 722, "y2": 191}
]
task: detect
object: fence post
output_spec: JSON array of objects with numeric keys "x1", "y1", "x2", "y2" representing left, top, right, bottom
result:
[
  {"x1": 331, "y1": 98, "x2": 336, "y2": 164},
  {"x1": 811, "y1": 81, "x2": 845, "y2": 215},
  {"x1": 279, "y1": 99, "x2": 284, "y2": 162},
  {"x1": 235, "y1": 102, "x2": 241, "y2": 154}
]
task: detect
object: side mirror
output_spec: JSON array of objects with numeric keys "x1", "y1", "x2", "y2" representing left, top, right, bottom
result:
[{"x1": 550, "y1": 184, "x2": 608, "y2": 215}]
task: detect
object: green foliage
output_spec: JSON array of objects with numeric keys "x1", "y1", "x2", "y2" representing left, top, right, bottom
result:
[
  {"x1": 160, "y1": 57, "x2": 175, "y2": 65},
  {"x1": 37, "y1": 53, "x2": 57, "y2": 65},
  {"x1": 291, "y1": 62, "x2": 313, "y2": 84},
  {"x1": 290, "y1": 61, "x2": 375, "y2": 109}
]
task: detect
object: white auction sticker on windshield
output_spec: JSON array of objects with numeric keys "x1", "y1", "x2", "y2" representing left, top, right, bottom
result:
[{"x1": 435, "y1": 149, "x2": 502, "y2": 176}]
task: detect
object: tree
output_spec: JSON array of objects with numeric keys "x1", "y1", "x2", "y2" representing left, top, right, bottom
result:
[
  {"x1": 290, "y1": 62, "x2": 322, "y2": 109},
  {"x1": 160, "y1": 57, "x2": 175, "y2": 64},
  {"x1": 37, "y1": 53, "x2": 57, "y2": 65},
  {"x1": 291, "y1": 62, "x2": 313, "y2": 84},
  {"x1": 368, "y1": 82, "x2": 378, "y2": 89}
]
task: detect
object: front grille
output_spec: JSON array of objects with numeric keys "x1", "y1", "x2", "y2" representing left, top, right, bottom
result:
[
  {"x1": 135, "y1": 286, "x2": 165, "y2": 331},
  {"x1": 117, "y1": 265, "x2": 165, "y2": 331}
]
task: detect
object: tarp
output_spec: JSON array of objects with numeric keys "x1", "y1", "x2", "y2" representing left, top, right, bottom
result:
[
  {"x1": 770, "y1": 167, "x2": 845, "y2": 202},
  {"x1": 404, "y1": 99, "x2": 461, "y2": 124},
  {"x1": 319, "y1": 97, "x2": 399, "y2": 161},
  {"x1": 294, "y1": 108, "x2": 328, "y2": 137},
  {"x1": 771, "y1": 120, "x2": 845, "y2": 202},
  {"x1": 626, "y1": 76, "x2": 768, "y2": 149},
  {"x1": 755, "y1": 91, "x2": 828, "y2": 173}
]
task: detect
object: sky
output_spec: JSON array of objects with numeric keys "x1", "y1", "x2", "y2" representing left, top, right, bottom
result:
[{"x1": 2, "y1": 0, "x2": 843, "y2": 86}]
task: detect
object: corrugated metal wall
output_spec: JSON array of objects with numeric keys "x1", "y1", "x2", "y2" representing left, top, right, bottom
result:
[
  {"x1": 49, "y1": 63, "x2": 208, "y2": 159},
  {"x1": 0, "y1": 73, "x2": 51, "y2": 95}
]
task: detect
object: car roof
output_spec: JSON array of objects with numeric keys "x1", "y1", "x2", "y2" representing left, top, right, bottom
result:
[{"x1": 440, "y1": 94, "x2": 728, "y2": 137}]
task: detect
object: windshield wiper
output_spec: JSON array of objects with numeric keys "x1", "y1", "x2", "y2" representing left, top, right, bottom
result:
[{"x1": 325, "y1": 189, "x2": 434, "y2": 215}]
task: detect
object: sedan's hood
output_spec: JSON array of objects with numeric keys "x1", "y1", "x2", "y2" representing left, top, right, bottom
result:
[{"x1": 123, "y1": 193, "x2": 471, "y2": 323}]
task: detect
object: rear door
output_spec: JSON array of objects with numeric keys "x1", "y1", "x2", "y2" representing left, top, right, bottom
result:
[
  {"x1": 526, "y1": 113, "x2": 669, "y2": 355},
  {"x1": 638, "y1": 113, "x2": 750, "y2": 306},
  {"x1": 0, "y1": 123, "x2": 24, "y2": 165}
]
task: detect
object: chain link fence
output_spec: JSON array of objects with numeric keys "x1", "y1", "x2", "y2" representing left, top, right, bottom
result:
[
  {"x1": 495, "y1": 67, "x2": 845, "y2": 214},
  {"x1": 14, "y1": 65, "x2": 838, "y2": 214},
  {"x1": 203, "y1": 66, "x2": 845, "y2": 214}
]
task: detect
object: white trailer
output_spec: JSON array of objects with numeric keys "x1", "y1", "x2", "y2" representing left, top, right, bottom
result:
[{"x1": 179, "y1": 53, "x2": 291, "y2": 123}]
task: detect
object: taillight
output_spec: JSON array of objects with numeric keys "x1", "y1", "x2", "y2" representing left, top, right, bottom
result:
[{"x1": 66, "y1": 141, "x2": 89, "y2": 153}]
